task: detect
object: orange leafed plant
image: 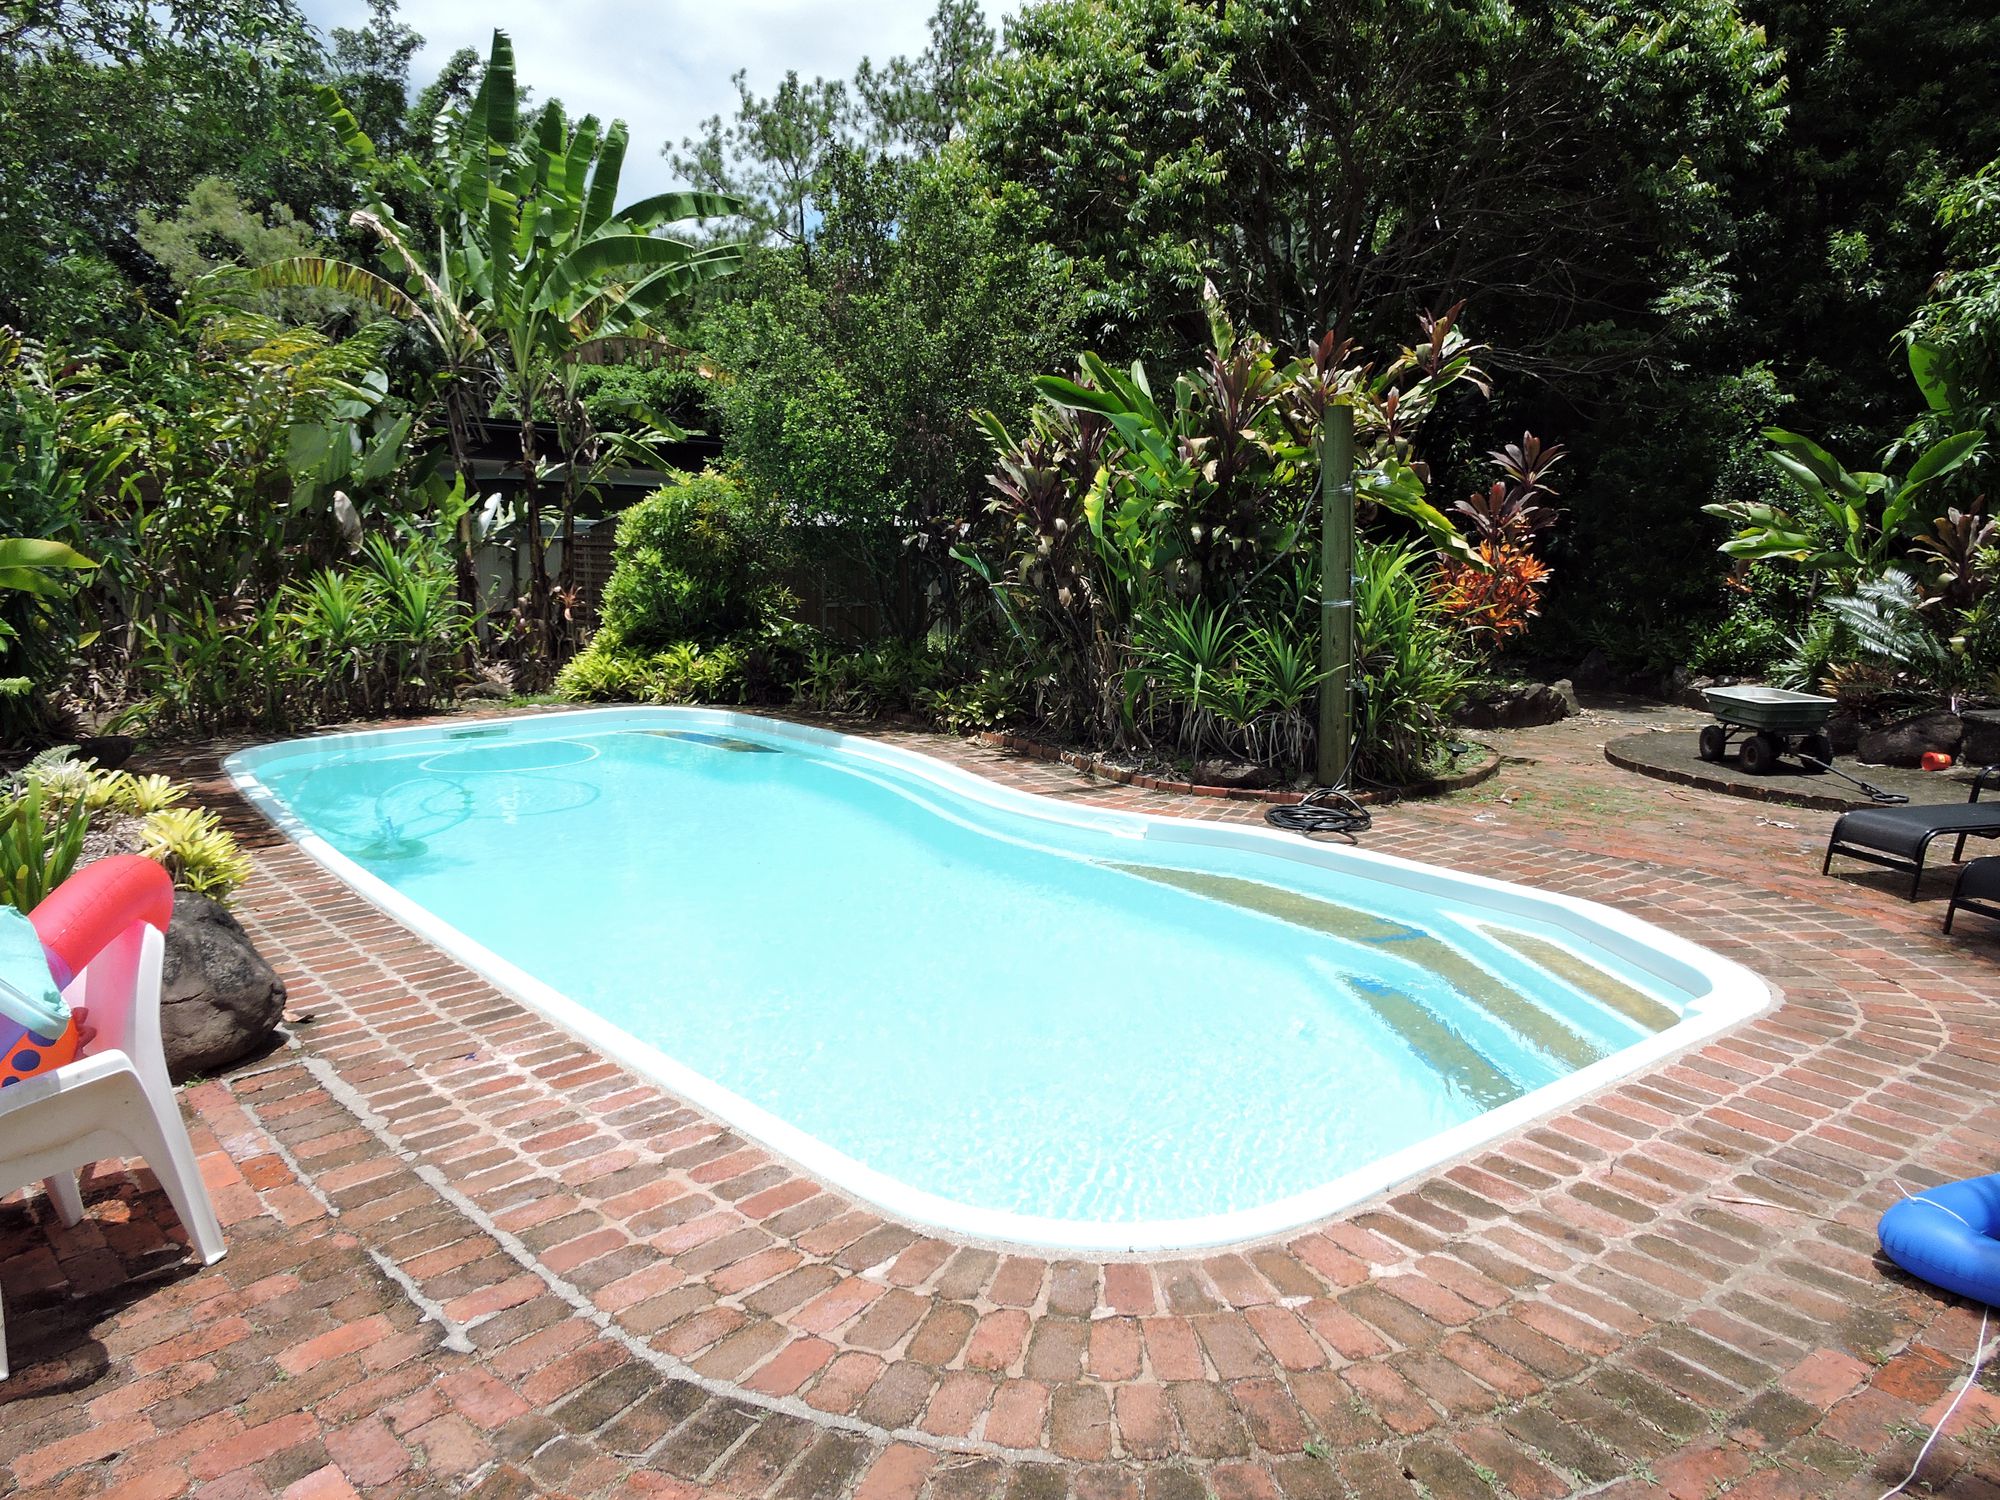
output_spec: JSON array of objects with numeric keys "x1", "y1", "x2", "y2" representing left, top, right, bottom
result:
[{"x1": 1432, "y1": 540, "x2": 1551, "y2": 639}]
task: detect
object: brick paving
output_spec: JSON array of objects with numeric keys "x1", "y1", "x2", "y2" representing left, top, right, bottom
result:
[{"x1": 4, "y1": 698, "x2": 2000, "y2": 1497}]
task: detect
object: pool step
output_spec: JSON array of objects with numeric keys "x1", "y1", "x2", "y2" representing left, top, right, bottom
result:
[
  {"x1": 1482, "y1": 929, "x2": 1680, "y2": 1034},
  {"x1": 630, "y1": 730, "x2": 780, "y2": 753},
  {"x1": 1332, "y1": 973, "x2": 1523, "y2": 1110},
  {"x1": 1113, "y1": 865, "x2": 1609, "y2": 1074}
]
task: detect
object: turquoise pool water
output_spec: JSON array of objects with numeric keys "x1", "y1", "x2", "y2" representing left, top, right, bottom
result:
[{"x1": 231, "y1": 709, "x2": 1763, "y2": 1248}]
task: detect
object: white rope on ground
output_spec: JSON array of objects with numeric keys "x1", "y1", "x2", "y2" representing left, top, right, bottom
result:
[{"x1": 1876, "y1": 1306, "x2": 1994, "y2": 1500}]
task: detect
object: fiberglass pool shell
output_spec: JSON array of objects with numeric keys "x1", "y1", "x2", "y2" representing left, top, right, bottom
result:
[{"x1": 227, "y1": 707, "x2": 1774, "y2": 1253}]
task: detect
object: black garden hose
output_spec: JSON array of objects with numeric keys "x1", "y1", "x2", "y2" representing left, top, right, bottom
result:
[
  {"x1": 1266, "y1": 692, "x2": 1378, "y2": 839},
  {"x1": 1795, "y1": 753, "x2": 1909, "y2": 805},
  {"x1": 1264, "y1": 784, "x2": 1374, "y2": 839}
]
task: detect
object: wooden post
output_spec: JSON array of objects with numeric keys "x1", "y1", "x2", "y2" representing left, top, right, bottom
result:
[{"x1": 1317, "y1": 403, "x2": 1356, "y2": 785}]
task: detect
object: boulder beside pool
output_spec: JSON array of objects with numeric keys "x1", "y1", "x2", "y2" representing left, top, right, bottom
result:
[
  {"x1": 160, "y1": 890, "x2": 286, "y2": 1080},
  {"x1": 1878, "y1": 1174, "x2": 2000, "y2": 1306}
]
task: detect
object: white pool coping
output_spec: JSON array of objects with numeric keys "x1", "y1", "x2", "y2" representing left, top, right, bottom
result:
[{"x1": 227, "y1": 706, "x2": 1776, "y2": 1254}]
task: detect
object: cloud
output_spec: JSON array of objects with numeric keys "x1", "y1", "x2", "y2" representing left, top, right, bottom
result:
[{"x1": 303, "y1": 0, "x2": 1013, "y2": 196}]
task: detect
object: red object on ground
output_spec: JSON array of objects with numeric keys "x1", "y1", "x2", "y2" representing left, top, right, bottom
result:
[{"x1": 1922, "y1": 751, "x2": 1955, "y2": 772}]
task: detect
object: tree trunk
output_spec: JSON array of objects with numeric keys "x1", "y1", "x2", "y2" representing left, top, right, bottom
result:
[
  {"x1": 519, "y1": 417, "x2": 552, "y2": 686},
  {"x1": 444, "y1": 398, "x2": 482, "y2": 657}
]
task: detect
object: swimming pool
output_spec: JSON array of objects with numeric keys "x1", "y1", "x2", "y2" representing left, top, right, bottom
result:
[{"x1": 229, "y1": 708, "x2": 1770, "y2": 1251}]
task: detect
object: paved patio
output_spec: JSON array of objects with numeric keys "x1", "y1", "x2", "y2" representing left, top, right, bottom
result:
[{"x1": 4, "y1": 699, "x2": 1999, "y2": 1499}]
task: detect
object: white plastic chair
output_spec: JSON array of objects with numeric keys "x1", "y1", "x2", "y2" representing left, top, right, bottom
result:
[{"x1": 0, "y1": 912, "x2": 227, "y2": 1379}]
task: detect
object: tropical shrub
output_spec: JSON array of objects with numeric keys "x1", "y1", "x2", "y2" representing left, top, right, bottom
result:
[
  {"x1": 557, "y1": 639, "x2": 765, "y2": 706},
  {"x1": 1703, "y1": 386, "x2": 1985, "y2": 587},
  {"x1": 132, "y1": 532, "x2": 469, "y2": 734},
  {"x1": 796, "y1": 639, "x2": 949, "y2": 717},
  {"x1": 0, "y1": 780, "x2": 91, "y2": 911},
  {"x1": 0, "y1": 751, "x2": 250, "y2": 909},
  {"x1": 923, "y1": 663, "x2": 1032, "y2": 736},
  {"x1": 1125, "y1": 601, "x2": 1329, "y2": 773},
  {"x1": 957, "y1": 295, "x2": 1495, "y2": 777},
  {"x1": 1703, "y1": 340, "x2": 1996, "y2": 707},
  {"x1": 138, "y1": 806, "x2": 256, "y2": 897},
  {"x1": 595, "y1": 470, "x2": 788, "y2": 652},
  {"x1": 702, "y1": 147, "x2": 1081, "y2": 635},
  {"x1": 1352, "y1": 542, "x2": 1472, "y2": 784}
]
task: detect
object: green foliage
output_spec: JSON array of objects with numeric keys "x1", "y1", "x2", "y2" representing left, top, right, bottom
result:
[
  {"x1": 555, "y1": 638, "x2": 762, "y2": 706},
  {"x1": 0, "y1": 781, "x2": 91, "y2": 911},
  {"x1": 672, "y1": 70, "x2": 850, "y2": 258},
  {"x1": 0, "y1": 753, "x2": 247, "y2": 908},
  {"x1": 138, "y1": 806, "x2": 255, "y2": 898},
  {"x1": 0, "y1": 331, "x2": 126, "y2": 737},
  {"x1": 1704, "y1": 358, "x2": 1986, "y2": 584},
  {"x1": 136, "y1": 531, "x2": 469, "y2": 734},
  {"x1": 923, "y1": 662, "x2": 1031, "y2": 735},
  {"x1": 569, "y1": 361, "x2": 719, "y2": 438},
  {"x1": 1731, "y1": 1, "x2": 2000, "y2": 456},
  {"x1": 1127, "y1": 601, "x2": 1328, "y2": 773},
  {"x1": 1350, "y1": 542, "x2": 1471, "y2": 784},
  {"x1": 136, "y1": 177, "x2": 325, "y2": 292},
  {"x1": 0, "y1": 0, "x2": 406, "y2": 334},
  {"x1": 1901, "y1": 155, "x2": 2000, "y2": 497},
  {"x1": 971, "y1": 0, "x2": 1785, "y2": 362},
  {"x1": 595, "y1": 471, "x2": 787, "y2": 651},
  {"x1": 1818, "y1": 570, "x2": 1990, "y2": 709},
  {"x1": 854, "y1": 2, "x2": 996, "y2": 154},
  {"x1": 1685, "y1": 564, "x2": 1821, "y2": 677},
  {"x1": 797, "y1": 639, "x2": 946, "y2": 717},
  {"x1": 1550, "y1": 363, "x2": 1787, "y2": 675},
  {"x1": 35, "y1": 283, "x2": 414, "y2": 635},
  {"x1": 248, "y1": 27, "x2": 750, "y2": 674},
  {"x1": 961, "y1": 298, "x2": 1493, "y2": 765},
  {"x1": 703, "y1": 146, "x2": 1081, "y2": 634}
]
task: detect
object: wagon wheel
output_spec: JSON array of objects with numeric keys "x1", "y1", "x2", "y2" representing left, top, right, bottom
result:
[
  {"x1": 1698, "y1": 725, "x2": 1727, "y2": 763},
  {"x1": 1738, "y1": 732, "x2": 1781, "y2": 775},
  {"x1": 1800, "y1": 730, "x2": 1834, "y2": 771}
]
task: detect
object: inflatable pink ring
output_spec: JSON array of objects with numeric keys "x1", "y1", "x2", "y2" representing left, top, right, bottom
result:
[{"x1": 29, "y1": 855, "x2": 175, "y2": 988}]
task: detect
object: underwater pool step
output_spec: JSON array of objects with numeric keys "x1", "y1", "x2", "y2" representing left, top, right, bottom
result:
[
  {"x1": 1113, "y1": 865, "x2": 1610, "y2": 1072},
  {"x1": 1485, "y1": 929, "x2": 1680, "y2": 1034},
  {"x1": 1333, "y1": 975, "x2": 1522, "y2": 1110}
]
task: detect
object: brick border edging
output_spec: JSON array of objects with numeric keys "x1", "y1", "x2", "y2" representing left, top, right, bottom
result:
[
  {"x1": 1605, "y1": 733, "x2": 1886, "y2": 813},
  {"x1": 973, "y1": 731, "x2": 1500, "y2": 804}
]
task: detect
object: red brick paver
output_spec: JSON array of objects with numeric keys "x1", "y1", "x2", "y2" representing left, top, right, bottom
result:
[{"x1": 3, "y1": 700, "x2": 1999, "y2": 1497}]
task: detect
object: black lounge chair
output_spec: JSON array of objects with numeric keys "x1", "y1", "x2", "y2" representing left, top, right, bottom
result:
[
  {"x1": 1946, "y1": 857, "x2": 2000, "y2": 934},
  {"x1": 1823, "y1": 766, "x2": 2000, "y2": 899}
]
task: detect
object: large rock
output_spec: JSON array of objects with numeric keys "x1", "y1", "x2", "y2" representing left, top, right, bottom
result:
[
  {"x1": 1826, "y1": 710, "x2": 1866, "y2": 756},
  {"x1": 1194, "y1": 758, "x2": 1273, "y2": 790},
  {"x1": 1857, "y1": 710, "x2": 1964, "y2": 768},
  {"x1": 1964, "y1": 709, "x2": 2000, "y2": 769},
  {"x1": 1571, "y1": 649, "x2": 1618, "y2": 693},
  {"x1": 1454, "y1": 680, "x2": 1576, "y2": 729},
  {"x1": 160, "y1": 891, "x2": 286, "y2": 1080}
]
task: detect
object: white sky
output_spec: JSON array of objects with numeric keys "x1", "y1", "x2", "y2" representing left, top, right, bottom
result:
[{"x1": 302, "y1": 1, "x2": 1015, "y2": 197}]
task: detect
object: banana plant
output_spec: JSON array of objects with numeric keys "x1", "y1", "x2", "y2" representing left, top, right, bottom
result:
[
  {"x1": 1705, "y1": 347, "x2": 1986, "y2": 585},
  {"x1": 0, "y1": 536, "x2": 97, "y2": 699},
  {"x1": 259, "y1": 33, "x2": 746, "y2": 659},
  {"x1": 0, "y1": 536, "x2": 96, "y2": 600}
]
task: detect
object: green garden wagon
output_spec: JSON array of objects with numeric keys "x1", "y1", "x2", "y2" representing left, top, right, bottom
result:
[{"x1": 1698, "y1": 685, "x2": 1837, "y2": 775}]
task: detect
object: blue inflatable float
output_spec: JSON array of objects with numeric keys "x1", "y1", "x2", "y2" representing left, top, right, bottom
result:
[{"x1": 1879, "y1": 1175, "x2": 2000, "y2": 1306}]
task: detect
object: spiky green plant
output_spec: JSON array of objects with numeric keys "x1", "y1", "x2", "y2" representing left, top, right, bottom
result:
[
  {"x1": 0, "y1": 783, "x2": 91, "y2": 910},
  {"x1": 139, "y1": 808, "x2": 253, "y2": 899},
  {"x1": 114, "y1": 774, "x2": 185, "y2": 816}
]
